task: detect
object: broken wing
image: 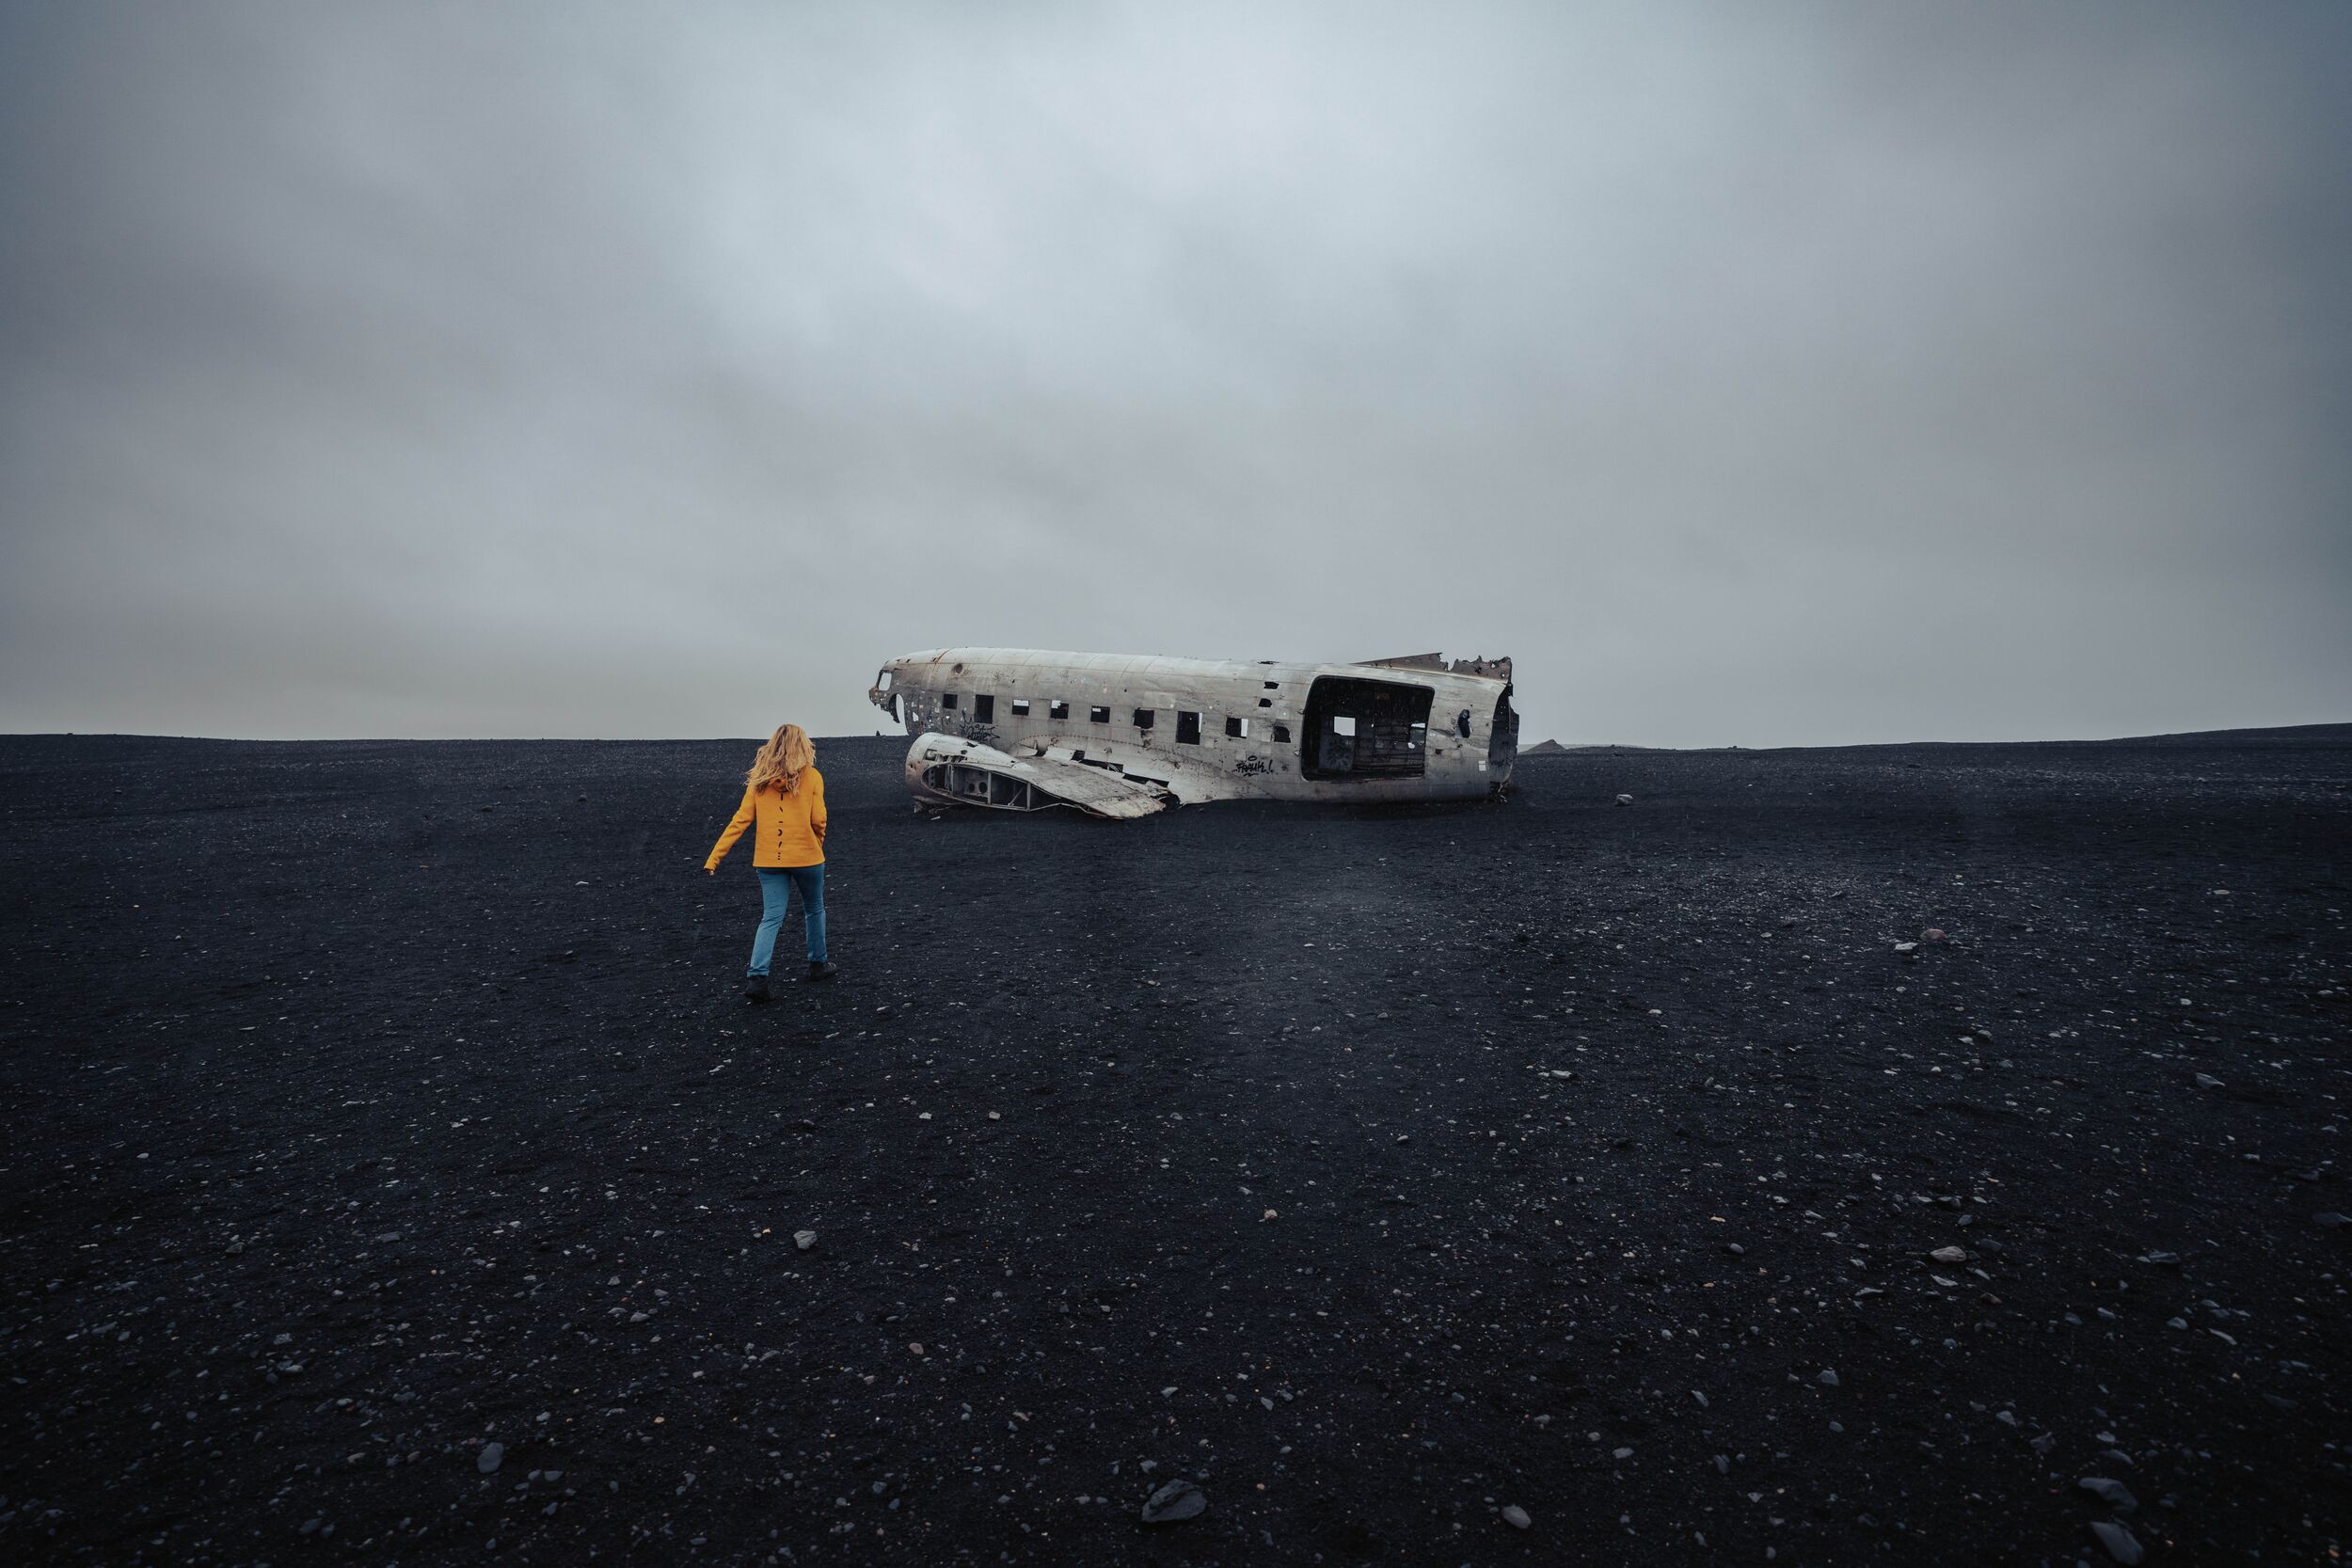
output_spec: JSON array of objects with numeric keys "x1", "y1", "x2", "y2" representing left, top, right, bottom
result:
[{"x1": 904, "y1": 735, "x2": 1174, "y2": 819}]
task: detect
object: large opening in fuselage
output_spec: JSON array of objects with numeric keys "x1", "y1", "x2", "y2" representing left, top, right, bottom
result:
[
  {"x1": 1299, "y1": 676, "x2": 1435, "y2": 780},
  {"x1": 1487, "y1": 683, "x2": 1519, "y2": 769}
]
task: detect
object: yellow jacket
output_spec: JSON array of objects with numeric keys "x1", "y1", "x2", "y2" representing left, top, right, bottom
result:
[{"x1": 707, "y1": 768, "x2": 827, "y2": 869}]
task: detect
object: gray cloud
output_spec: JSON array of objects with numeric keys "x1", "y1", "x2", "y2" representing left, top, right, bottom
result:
[{"x1": 4, "y1": 1, "x2": 2347, "y2": 744}]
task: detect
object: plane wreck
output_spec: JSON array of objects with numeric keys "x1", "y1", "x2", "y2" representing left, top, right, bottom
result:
[{"x1": 867, "y1": 649, "x2": 1518, "y2": 818}]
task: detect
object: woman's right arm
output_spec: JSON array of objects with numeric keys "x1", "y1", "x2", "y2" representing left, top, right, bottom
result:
[{"x1": 706, "y1": 787, "x2": 756, "y2": 872}]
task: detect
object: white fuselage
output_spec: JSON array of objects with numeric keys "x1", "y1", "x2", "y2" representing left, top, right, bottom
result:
[{"x1": 868, "y1": 648, "x2": 1518, "y2": 814}]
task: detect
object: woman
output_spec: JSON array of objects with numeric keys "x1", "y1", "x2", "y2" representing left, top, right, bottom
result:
[{"x1": 706, "y1": 723, "x2": 834, "y2": 1002}]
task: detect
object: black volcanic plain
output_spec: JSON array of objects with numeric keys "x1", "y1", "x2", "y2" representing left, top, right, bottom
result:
[{"x1": 1, "y1": 729, "x2": 2347, "y2": 1566}]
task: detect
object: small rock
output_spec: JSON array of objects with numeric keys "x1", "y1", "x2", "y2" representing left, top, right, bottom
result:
[
  {"x1": 478, "y1": 1442, "x2": 505, "y2": 1475},
  {"x1": 1930, "y1": 1245, "x2": 1968, "y2": 1263},
  {"x1": 2089, "y1": 1519, "x2": 2144, "y2": 1565},
  {"x1": 1140, "y1": 1479, "x2": 1206, "y2": 1524},
  {"x1": 2314, "y1": 1212, "x2": 2350, "y2": 1229},
  {"x1": 1922, "y1": 927, "x2": 1947, "y2": 942},
  {"x1": 1893, "y1": 942, "x2": 1919, "y2": 953},
  {"x1": 793, "y1": 1230, "x2": 818, "y2": 1251},
  {"x1": 2078, "y1": 1477, "x2": 2137, "y2": 1514},
  {"x1": 1501, "y1": 1504, "x2": 1531, "y2": 1529},
  {"x1": 2136, "y1": 1251, "x2": 2180, "y2": 1266},
  {"x1": 2194, "y1": 1073, "x2": 2223, "y2": 1090},
  {"x1": 1613, "y1": 794, "x2": 1633, "y2": 806},
  {"x1": 1817, "y1": 1370, "x2": 1839, "y2": 1386}
]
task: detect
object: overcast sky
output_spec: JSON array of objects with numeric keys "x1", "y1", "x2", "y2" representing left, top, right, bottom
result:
[{"x1": 3, "y1": 2, "x2": 2346, "y2": 746}]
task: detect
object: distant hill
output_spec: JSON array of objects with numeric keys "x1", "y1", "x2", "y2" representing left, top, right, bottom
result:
[
  {"x1": 1518, "y1": 739, "x2": 1657, "y2": 754},
  {"x1": 1508, "y1": 723, "x2": 2351, "y2": 755}
]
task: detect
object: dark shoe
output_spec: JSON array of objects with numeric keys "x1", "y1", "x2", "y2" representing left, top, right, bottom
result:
[
  {"x1": 803, "y1": 960, "x2": 836, "y2": 983},
  {"x1": 743, "y1": 974, "x2": 771, "y2": 1004}
]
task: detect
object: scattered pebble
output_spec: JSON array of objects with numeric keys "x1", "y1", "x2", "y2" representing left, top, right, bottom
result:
[
  {"x1": 2090, "y1": 1519, "x2": 2145, "y2": 1565},
  {"x1": 1139, "y1": 1479, "x2": 1206, "y2": 1524},
  {"x1": 2079, "y1": 1476, "x2": 2138, "y2": 1513}
]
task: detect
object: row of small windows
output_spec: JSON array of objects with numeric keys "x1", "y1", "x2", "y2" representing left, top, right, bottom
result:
[
  {"x1": 942, "y1": 693, "x2": 1071, "y2": 722},
  {"x1": 935, "y1": 692, "x2": 1289, "y2": 745}
]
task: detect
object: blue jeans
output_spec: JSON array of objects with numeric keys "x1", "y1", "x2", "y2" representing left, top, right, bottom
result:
[{"x1": 748, "y1": 864, "x2": 826, "y2": 974}]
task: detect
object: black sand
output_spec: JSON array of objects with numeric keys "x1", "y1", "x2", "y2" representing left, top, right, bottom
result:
[{"x1": 2, "y1": 728, "x2": 2347, "y2": 1565}]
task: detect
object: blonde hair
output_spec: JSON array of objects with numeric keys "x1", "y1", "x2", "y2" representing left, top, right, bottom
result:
[{"x1": 746, "y1": 723, "x2": 816, "y2": 794}]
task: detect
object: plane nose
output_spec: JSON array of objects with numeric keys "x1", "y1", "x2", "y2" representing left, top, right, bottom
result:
[{"x1": 867, "y1": 666, "x2": 901, "y2": 721}]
